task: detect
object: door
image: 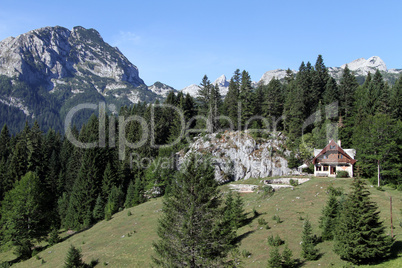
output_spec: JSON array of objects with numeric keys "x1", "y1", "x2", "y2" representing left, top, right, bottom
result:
[{"x1": 330, "y1": 166, "x2": 336, "y2": 175}]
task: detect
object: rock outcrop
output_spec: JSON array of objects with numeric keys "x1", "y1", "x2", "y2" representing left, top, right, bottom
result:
[{"x1": 179, "y1": 131, "x2": 293, "y2": 183}]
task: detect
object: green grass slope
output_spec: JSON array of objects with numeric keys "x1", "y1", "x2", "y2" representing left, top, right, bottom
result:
[{"x1": 7, "y1": 177, "x2": 402, "y2": 267}]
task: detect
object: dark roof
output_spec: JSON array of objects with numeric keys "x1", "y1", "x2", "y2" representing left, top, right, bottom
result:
[{"x1": 312, "y1": 140, "x2": 356, "y2": 165}]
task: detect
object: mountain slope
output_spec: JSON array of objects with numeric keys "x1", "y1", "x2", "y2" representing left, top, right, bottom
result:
[
  {"x1": 6, "y1": 178, "x2": 401, "y2": 267},
  {"x1": 0, "y1": 26, "x2": 160, "y2": 133}
]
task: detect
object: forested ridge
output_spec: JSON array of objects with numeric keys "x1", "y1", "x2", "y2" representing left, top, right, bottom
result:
[{"x1": 0, "y1": 55, "x2": 401, "y2": 264}]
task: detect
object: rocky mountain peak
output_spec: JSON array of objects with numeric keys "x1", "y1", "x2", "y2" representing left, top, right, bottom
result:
[
  {"x1": 341, "y1": 56, "x2": 387, "y2": 75},
  {"x1": 0, "y1": 25, "x2": 145, "y2": 90}
]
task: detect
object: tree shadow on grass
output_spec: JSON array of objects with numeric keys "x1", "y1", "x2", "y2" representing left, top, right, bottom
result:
[{"x1": 235, "y1": 230, "x2": 255, "y2": 244}]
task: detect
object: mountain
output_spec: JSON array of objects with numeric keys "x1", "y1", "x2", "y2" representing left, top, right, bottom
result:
[
  {"x1": 212, "y1": 74, "x2": 230, "y2": 96},
  {"x1": 258, "y1": 56, "x2": 402, "y2": 85},
  {"x1": 0, "y1": 26, "x2": 162, "y2": 133},
  {"x1": 181, "y1": 84, "x2": 201, "y2": 97},
  {"x1": 148, "y1": 82, "x2": 176, "y2": 97}
]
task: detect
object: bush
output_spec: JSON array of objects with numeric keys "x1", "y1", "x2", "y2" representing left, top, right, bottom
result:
[
  {"x1": 241, "y1": 249, "x2": 252, "y2": 258},
  {"x1": 272, "y1": 215, "x2": 282, "y2": 223},
  {"x1": 336, "y1": 171, "x2": 349, "y2": 178},
  {"x1": 259, "y1": 185, "x2": 274, "y2": 198},
  {"x1": 397, "y1": 184, "x2": 402, "y2": 191},
  {"x1": 289, "y1": 179, "x2": 298, "y2": 187},
  {"x1": 268, "y1": 234, "x2": 284, "y2": 246},
  {"x1": 326, "y1": 185, "x2": 344, "y2": 196}
]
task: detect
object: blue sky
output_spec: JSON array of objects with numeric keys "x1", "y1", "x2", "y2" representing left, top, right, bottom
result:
[{"x1": 0, "y1": 0, "x2": 401, "y2": 89}]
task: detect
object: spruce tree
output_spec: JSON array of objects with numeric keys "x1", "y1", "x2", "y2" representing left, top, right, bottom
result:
[
  {"x1": 282, "y1": 244, "x2": 296, "y2": 268},
  {"x1": 300, "y1": 218, "x2": 319, "y2": 261},
  {"x1": 92, "y1": 194, "x2": 105, "y2": 221},
  {"x1": 334, "y1": 178, "x2": 393, "y2": 264},
  {"x1": 319, "y1": 193, "x2": 339, "y2": 240},
  {"x1": 267, "y1": 246, "x2": 282, "y2": 268},
  {"x1": 124, "y1": 180, "x2": 136, "y2": 208},
  {"x1": 222, "y1": 70, "x2": 241, "y2": 130},
  {"x1": 338, "y1": 65, "x2": 358, "y2": 119},
  {"x1": 64, "y1": 245, "x2": 85, "y2": 268},
  {"x1": 153, "y1": 154, "x2": 236, "y2": 267},
  {"x1": 0, "y1": 171, "x2": 50, "y2": 259}
]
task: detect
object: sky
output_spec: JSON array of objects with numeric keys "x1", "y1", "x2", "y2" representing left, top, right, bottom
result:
[{"x1": 0, "y1": 0, "x2": 401, "y2": 89}]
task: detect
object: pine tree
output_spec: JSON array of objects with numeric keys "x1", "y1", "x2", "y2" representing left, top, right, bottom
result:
[
  {"x1": 334, "y1": 179, "x2": 393, "y2": 264},
  {"x1": 267, "y1": 246, "x2": 282, "y2": 268},
  {"x1": 124, "y1": 180, "x2": 136, "y2": 208},
  {"x1": 153, "y1": 154, "x2": 236, "y2": 267},
  {"x1": 300, "y1": 218, "x2": 319, "y2": 261},
  {"x1": 92, "y1": 194, "x2": 105, "y2": 221},
  {"x1": 222, "y1": 70, "x2": 241, "y2": 130},
  {"x1": 0, "y1": 171, "x2": 50, "y2": 259},
  {"x1": 239, "y1": 70, "x2": 254, "y2": 129},
  {"x1": 338, "y1": 65, "x2": 358, "y2": 119},
  {"x1": 282, "y1": 244, "x2": 296, "y2": 268},
  {"x1": 64, "y1": 245, "x2": 85, "y2": 268},
  {"x1": 263, "y1": 77, "x2": 284, "y2": 127},
  {"x1": 104, "y1": 185, "x2": 124, "y2": 220},
  {"x1": 48, "y1": 226, "x2": 61, "y2": 246},
  {"x1": 319, "y1": 193, "x2": 339, "y2": 240},
  {"x1": 390, "y1": 74, "x2": 402, "y2": 119}
]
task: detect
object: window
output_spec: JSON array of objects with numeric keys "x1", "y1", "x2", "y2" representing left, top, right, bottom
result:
[
  {"x1": 323, "y1": 154, "x2": 328, "y2": 159},
  {"x1": 338, "y1": 154, "x2": 343, "y2": 159},
  {"x1": 330, "y1": 145, "x2": 336, "y2": 149},
  {"x1": 316, "y1": 166, "x2": 321, "y2": 171},
  {"x1": 323, "y1": 166, "x2": 328, "y2": 171}
]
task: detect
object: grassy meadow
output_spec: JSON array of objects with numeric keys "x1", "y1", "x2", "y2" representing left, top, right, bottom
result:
[{"x1": 1, "y1": 177, "x2": 401, "y2": 267}]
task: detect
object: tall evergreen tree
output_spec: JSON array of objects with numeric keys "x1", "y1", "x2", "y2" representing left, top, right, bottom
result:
[
  {"x1": 319, "y1": 193, "x2": 339, "y2": 240},
  {"x1": 338, "y1": 65, "x2": 358, "y2": 119},
  {"x1": 263, "y1": 77, "x2": 284, "y2": 128},
  {"x1": 239, "y1": 70, "x2": 254, "y2": 129},
  {"x1": 0, "y1": 172, "x2": 50, "y2": 259},
  {"x1": 222, "y1": 69, "x2": 241, "y2": 130},
  {"x1": 353, "y1": 113, "x2": 401, "y2": 186},
  {"x1": 390, "y1": 74, "x2": 402, "y2": 119},
  {"x1": 300, "y1": 218, "x2": 319, "y2": 261},
  {"x1": 334, "y1": 179, "x2": 393, "y2": 264},
  {"x1": 153, "y1": 154, "x2": 236, "y2": 267}
]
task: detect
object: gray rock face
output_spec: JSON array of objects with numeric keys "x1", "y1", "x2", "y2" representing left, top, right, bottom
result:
[
  {"x1": 0, "y1": 26, "x2": 144, "y2": 91},
  {"x1": 179, "y1": 131, "x2": 292, "y2": 183}
]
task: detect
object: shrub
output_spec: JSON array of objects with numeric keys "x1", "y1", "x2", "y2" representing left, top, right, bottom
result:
[
  {"x1": 259, "y1": 185, "x2": 274, "y2": 198},
  {"x1": 326, "y1": 185, "x2": 344, "y2": 196},
  {"x1": 289, "y1": 179, "x2": 298, "y2": 187},
  {"x1": 397, "y1": 184, "x2": 402, "y2": 191},
  {"x1": 241, "y1": 249, "x2": 252, "y2": 258},
  {"x1": 272, "y1": 215, "x2": 282, "y2": 223},
  {"x1": 267, "y1": 234, "x2": 284, "y2": 246},
  {"x1": 336, "y1": 171, "x2": 349, "y2": 178}
]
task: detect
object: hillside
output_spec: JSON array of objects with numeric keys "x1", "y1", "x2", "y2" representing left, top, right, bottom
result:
[{"x1": 3, "y1": 177, "x2": 401, "y2": 267}]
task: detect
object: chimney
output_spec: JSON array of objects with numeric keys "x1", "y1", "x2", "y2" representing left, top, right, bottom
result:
[{"x1": 337, "y1": 140, "x2": 341, "y2": 147}]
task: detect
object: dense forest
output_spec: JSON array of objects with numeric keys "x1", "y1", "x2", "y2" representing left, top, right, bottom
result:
[{"x1": 0, "y1": 55, "x2": 401, "y2": 262}]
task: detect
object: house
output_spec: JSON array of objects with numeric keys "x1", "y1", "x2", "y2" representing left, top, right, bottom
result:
[{"x1": 312, "y1": 140, "x2": 356, "y2": 177}]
